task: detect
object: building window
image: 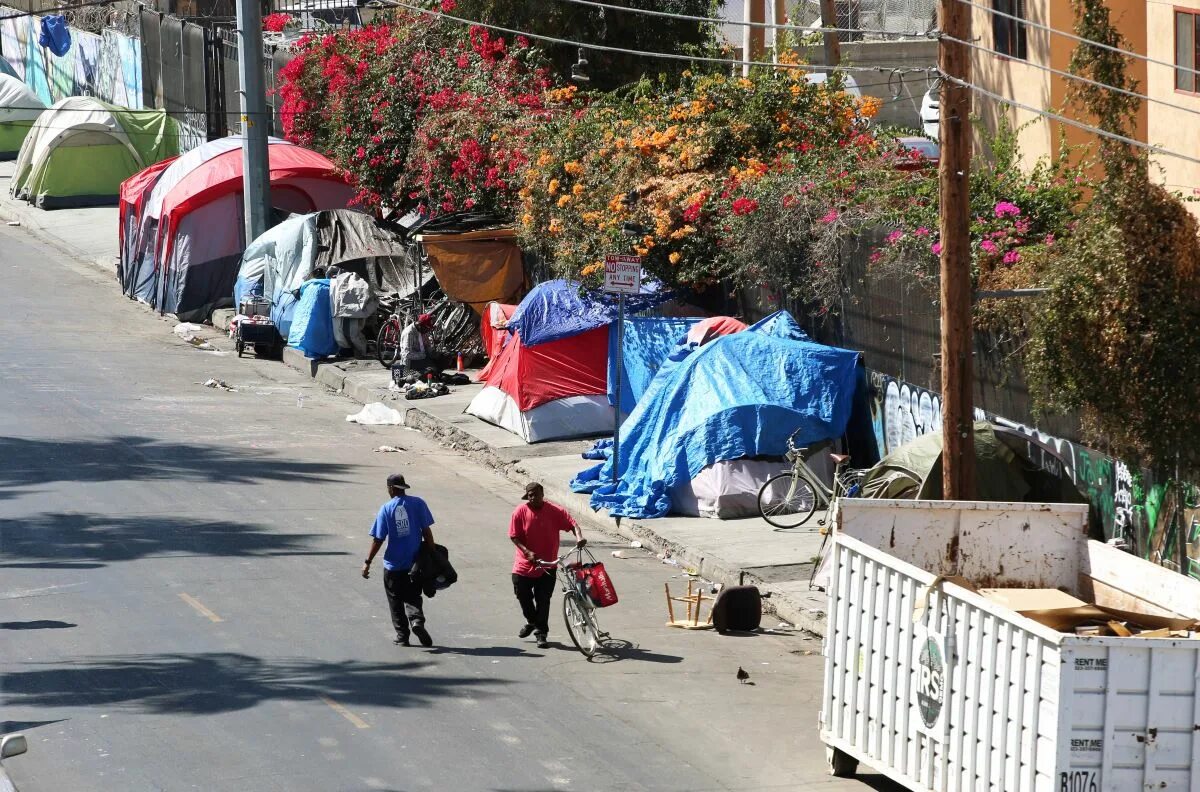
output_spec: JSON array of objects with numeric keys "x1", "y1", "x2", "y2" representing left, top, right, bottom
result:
[
  {"x1": 1177, "y1": 10, "x2": 1200, "y2": 93},
  {"x1": 993, "y1": 0, "x2": 1027, "y2": 60}
]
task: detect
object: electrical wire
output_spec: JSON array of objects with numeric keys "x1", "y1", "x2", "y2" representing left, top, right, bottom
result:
[
  {"x1": 549, "y1": 0, "x2": 929, "y2": 39},
  {"x1": 940, "y1": 72, "x2": 1200, "y2": 167},
  {"x1": 941, "y1": 33, "x2": 1200, "y2": 122},
  {"x1": 0, "y1": 0, "x2": 125, "y2": 21},
  {"x1": 385, "y1": 0, "x2": 936, "y2": 77},
  {"x1": 953, "y1": 0, "x2": 1200, "y2": 80}
]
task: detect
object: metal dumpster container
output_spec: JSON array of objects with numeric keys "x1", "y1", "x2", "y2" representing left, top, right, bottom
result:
[{"x1": 821, "y1": 499, "x2": 1200, "y2": 791}]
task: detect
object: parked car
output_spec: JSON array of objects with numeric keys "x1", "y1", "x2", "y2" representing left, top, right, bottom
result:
[
  {"x1": 0, "y1": 734, "x2": 27, "y2": 792},
  {"x1": 894, "y1": 136, "x2": 940, "y2": 171},
  {"x1": 920, "y1": 85, "x2": 940, "y2": 139}
]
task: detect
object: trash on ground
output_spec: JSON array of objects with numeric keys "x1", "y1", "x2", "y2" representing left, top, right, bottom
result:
[
  {"x1": 374, "y1": 445, "x2": 405, "y2": 453},
  {"x1": 347, "y1": 402, "x2": 405, "y2": 425},
  {"x1": 664, "y1": 579, "x2": 714, "y2": 630},
  {"x1": 629, "y1": 540, "x2": 643, "y2": 549},
  {"x1": 610, "y1": 550, "x2": 626, "y2": 559},
  {"x1": 173, "y1": 322, "x2": 205, "y2": 340},
  {"x1": 6, "y1": 220, "x2": 20, "y2": 226},
  {"x1": 200, "y1": 378, "x2": 236, "y2": 391}
]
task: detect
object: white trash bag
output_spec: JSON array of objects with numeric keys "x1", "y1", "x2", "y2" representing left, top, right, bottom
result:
[{"x1": 346, "y1": 402, "x2": 405, "y2": 426}]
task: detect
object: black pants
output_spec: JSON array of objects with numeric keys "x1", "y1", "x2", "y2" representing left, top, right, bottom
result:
[
  {"x1": 384, "y1": 568, "x2": 425, "y2": 639},
  {"x1": 512, "y1": 572, "x2": 556, "y2": 636}
]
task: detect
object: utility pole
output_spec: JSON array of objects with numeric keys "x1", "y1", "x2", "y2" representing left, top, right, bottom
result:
[
  {"x1": 235, "y1": 0, "x2": 271, "y2": 243},
  {"x1": 938, "y1": 0, "x2": 974, "y2": 499},
  {"x1": 818, "y1": 0, "x2": 841, "y2": 75}
]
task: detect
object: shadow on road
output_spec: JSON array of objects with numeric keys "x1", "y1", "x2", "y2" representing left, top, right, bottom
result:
[
  {"x1": 0, "y1": 720, "x2": 66, "y2": 733},
  {"x1": 2, "y1": 653, "x2": 507, "y2": 715},
  {"x1": 0, "y1": 435, "x2": 351, "y2": 493},
  {"x1": 426, "y1": 645, "x2": 544, "y2": 659},
  {"x1": 0, "y1": 620, "x2": 76, "y2": 630},
  {"x1": 0, "y1": 512, "x2": 347, "y2": 565},
  {"x1": 590, "y1": 638, "x2": 683, "y2": 665}
]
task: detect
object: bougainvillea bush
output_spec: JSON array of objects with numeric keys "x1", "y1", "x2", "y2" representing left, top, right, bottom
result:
[
  {"x1": 516, "y1": 65, "x2": 881, "y2": 294},
  {"x1": 279, "y1": 13, "x2": 560, "y2": 215}
]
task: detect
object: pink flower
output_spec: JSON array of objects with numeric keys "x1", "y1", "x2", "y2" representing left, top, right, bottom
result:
[
  {"x1": 456, "y1": 54, "x2": 470, "y2": 69},
  {"x1": 914, "y1": 226, "x2": 930, "y2": 237},
  {"x1": 820, "y1": 209, "x2": 838, "y2": 224},
  {"x1": 885, "y1": 229, "x2": 904, "y2": 244},
  {"x1": 1003, "y1": 250, "x2": 1020, "y2": 264},
  {"x1": 354, "y1": 146, "x2": 366, "y2": 159},
  {"x1": 931, "y1": 242, "x2": 943, "y2": 255},
  {"x1": 1044, "y1": 233, "x2": 1055, "y2": 245},
  {"x1": 1014, "y1": 218, "x2": 1030, "y2": 234},
  {"x1": 980, "y1": 240, "x2": 998, "y2": 254},
  {"x1": 869, "y1": 251, "x2": 882, "y2": 264},
  {"x1": 993, "y1": 201, "x2": 1021, "y2": 218}
]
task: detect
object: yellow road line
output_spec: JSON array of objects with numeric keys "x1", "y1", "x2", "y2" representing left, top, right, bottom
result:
[
  {"x1": 321, "y1": 696, "x2": 370, "y2": 729},
  {"x1": 178, "y1": 592, "x2": 223, "y2": 623}
]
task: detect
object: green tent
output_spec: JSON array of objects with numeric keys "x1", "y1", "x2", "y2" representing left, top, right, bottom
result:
[
  {"x1": 0, "y1": 73, "x2": 45, "y2": 159},
  {"x1": 10, "y1": 96, "x2": 179, "y2": 209},
  {"x1": 860, "y1": 421, "x2": 1097, "y2": 533}
]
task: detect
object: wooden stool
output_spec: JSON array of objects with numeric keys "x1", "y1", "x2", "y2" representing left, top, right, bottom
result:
[{"x1": 665, "y1": 580, "x2": 714, "y2": 630}]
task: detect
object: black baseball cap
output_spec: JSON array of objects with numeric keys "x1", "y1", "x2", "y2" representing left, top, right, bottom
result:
[
  {"x1": 387, "y1": 474, "x2": 410, "y2": 490},
  {"x1": 521, "y1": 481, "x2": 543, "y2": 500}
]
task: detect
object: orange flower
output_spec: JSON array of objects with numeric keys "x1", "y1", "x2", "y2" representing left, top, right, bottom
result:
[
  {"x1": 582, "y1": 261, "x2": 604, "y2": 276},
  {"x1": 557, "y1": 195, "x2": 571, "y2": 207},
  {"x1": 549, "y1": 218, "x2": 562, "y2": 234},
  {"x1": 564, "y1": 161, "x2": 583, "y2": 176},
  {"x1": 548, "y1": 179, "x2": 560, "y2": 195},
  {"x1": 572, "y1": 183, "x2": 584, "y2": 196},
  {"x1": 669, "y1": 252, "x2": 681, "y2": 264},
  {"x1": 521, "y1": 213, "x2": 533, "y2": 226}
]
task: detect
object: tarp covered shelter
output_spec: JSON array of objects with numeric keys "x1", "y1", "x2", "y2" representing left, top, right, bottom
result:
[
  {"x1": 122, "y1": 136, "x2": 355, "y2": 322},
  {"x1": 10, "y1": 97, "x2": 179, "y2": 208},
  {"x1": 467, "y1": 281, "x2": 618, "y2": 443},
  {"x1": 233, "y1": 208, "x2": 428, "y2": 338},
  {"x1": 571, "y1": 312, "x2": 876, "y2": 519},
  {"x1": 287, "y1": 279, "x2": 338, "y2": 359},
  {"x1": 607, "y1": 316, "x2": 702, "y2": 410},
  {"x1": 416, "y1": 225, "x2": 527, "y2": 313},
  {"x1": 861, "y1": 421, "x2": 1092, "y2": 509},
  {"x1": 0, "y1": 74, "x2": 45, "y2": 159},
  {"x1": 506, "y1": 279, "x2": 669, "y2": 347}
]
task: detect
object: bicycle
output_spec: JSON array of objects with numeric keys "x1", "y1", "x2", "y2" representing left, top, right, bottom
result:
[
  {"x1": 756, "y1": 429, "x2": 866, "y2": 529},
  {"x1": 375, "y1": 295, "x2": 421, "y2": 368},
  {"x1": 536, "y1": 546, "x2": 610, "y2": 658}
]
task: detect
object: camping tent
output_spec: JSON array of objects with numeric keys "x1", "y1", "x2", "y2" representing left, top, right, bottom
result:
[
  {"x1": 0, "y1": 74, "x2": 45, "y2": 159},
  {"x1": 607, "y1": 316, "x2": 702, "y2": 411},
  {"x1": 117, "y1": 156, "x2": 176, "y2": 296},
  {"x1": 479, "y1": 301, "x2": 515, "y2": 380},
  {"x1": 123, "y1": 136, "x2": 355, "y2": 322},
  {"x1": 10, "y1": 97, "x2": 178, "y2": 208},
  {"x1": 571, "y1": 312, "x2": 876, "y2": 519},
  {"x1": 234, "y1": 209, "x2": 429, "y2": 339}
]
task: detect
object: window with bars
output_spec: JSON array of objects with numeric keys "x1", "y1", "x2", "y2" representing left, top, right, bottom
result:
[
  {"x1": 1177, "y1": 10, "x2": 1200, "y2": 93},
  {"x1": 993, "y1": 0, "x2": 1027, "y2": 60}
]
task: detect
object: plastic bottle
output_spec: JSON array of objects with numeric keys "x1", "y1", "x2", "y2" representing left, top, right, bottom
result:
[{"x1": 456, "y1": 352, "x2": 464, "y2": 371}]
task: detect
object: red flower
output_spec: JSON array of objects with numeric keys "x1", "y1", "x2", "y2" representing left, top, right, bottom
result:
[
  {"x1": 731, "y1": 198, "x2": 759, "y2": 216},
  {"x1": 440, "y1": 0, "x2": 456, "y2": 10},
  {"x1": 262, "y1": 12, "x2": 291, "y2": 32}
]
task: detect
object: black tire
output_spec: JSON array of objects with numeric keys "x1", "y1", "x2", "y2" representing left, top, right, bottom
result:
[
  {"x1": 236, "y1": 340, "x2": 244, "y2": 357},
  {"x1": 758, "y1": 473, "x2": 818, "y2": 528},
  {"x1": 562, "y1": 591, "x2": 600, "y2": 658},
  {"x1": 376, "y1": 320, "x2": 402, "y2": 368},
  {"x1": 826, "y1": 747, "x2": 858, "y2": 778}
]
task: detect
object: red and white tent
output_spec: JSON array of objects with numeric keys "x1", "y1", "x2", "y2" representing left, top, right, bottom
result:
[
  {"x1": 467, "y1": 322, "x2": 613, "y2": 443},
  {"x1": 123, "y1": 136, "x2": 355, "y2": 322}
]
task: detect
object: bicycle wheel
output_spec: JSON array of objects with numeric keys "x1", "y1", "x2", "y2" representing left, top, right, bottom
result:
[
  {"x1": 758, "y1": 472, "x2": 819, "y2": 528},
  {"x1": 376, "y1": 320, "x2": 402, "y2": 368},
  {"x1": 562, "y1": 591, "x2": 601, "y2": 658}
]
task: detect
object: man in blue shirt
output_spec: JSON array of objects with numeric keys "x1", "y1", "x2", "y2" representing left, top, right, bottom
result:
[{"x1": 362, "y1": 474, "x2": 437, "y2": 647}]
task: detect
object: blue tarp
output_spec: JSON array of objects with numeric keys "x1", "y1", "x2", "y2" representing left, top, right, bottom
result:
[
  {"x1": 506, "y1": 279, "x2": 671, "y2": 346},
  {"x1": 607, "y1": 316, "x2": 701, "y2": 410},
  {"x1": 286, "y1": 280, "x2": 337, "y2": 359},
  {"x1": 571, "y1": 312, "x2": 863, "y2": 518},
  {"x1": 39, "y1": 16, "x2": 70, "y2": 57}
]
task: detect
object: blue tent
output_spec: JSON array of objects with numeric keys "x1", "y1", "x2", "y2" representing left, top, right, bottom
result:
[
  {"x1": 506, "y1": 279, "x2": 670, "y2": 346},
  {"x1": 607, "y1": 316, "x2": 701, "y2": 410},
  {"x1": 572, "y1": 312, "x2": 869, "y2": 519}
]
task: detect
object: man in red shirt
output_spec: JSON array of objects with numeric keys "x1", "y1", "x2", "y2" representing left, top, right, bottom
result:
[{"x1": 509, "y1": 481, "x2": 586, "y2": 649}]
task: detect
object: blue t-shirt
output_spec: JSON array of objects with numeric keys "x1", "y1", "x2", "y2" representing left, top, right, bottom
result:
[{"x1": 370, "y1": 496, "x2": 435, "y2": 571}]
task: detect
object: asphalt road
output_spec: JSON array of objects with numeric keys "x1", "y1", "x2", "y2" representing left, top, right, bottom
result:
[{"x1": 0, "y1": 227, "x2": 898, "y2": 791}]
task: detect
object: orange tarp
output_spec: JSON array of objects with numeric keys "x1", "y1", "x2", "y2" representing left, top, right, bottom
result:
[{"x1": 417, "y1": 228, "x2": 527, "y2": 314}]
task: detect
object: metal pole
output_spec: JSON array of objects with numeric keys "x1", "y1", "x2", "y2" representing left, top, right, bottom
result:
[
  {"x1": 938, "y1": 0, "x2": 975, "y2": 500},
  {"x1": 235, "y1": 0, "x2": 271, "y2": 243},
  {"x1": 612, "y1": 292, "x2": 625, "y2": 486}
]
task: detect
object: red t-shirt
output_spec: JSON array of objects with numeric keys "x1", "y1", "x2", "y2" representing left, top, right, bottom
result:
[{"x1": 509, "y1": 501, "x2": 578, "y2": 577}]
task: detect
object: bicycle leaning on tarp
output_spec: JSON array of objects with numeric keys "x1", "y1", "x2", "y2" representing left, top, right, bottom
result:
[{"x1": 756, "y1": 428, "x2": 866, "y2": 529}]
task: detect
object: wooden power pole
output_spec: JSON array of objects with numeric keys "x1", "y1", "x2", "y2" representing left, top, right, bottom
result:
[
  {"x1": 938, "y1": 0, "x2": 975, "y2": 499},
  {"x1": 818, "y1": 0, "x2": 842, "y2": 73}
]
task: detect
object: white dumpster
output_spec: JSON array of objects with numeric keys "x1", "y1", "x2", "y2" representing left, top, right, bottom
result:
[{"x1": 821, "y1": 499, "x2": 1200, "y2": 791}]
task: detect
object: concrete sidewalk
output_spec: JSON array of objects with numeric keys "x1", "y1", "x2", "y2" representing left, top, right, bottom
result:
[
  {"x1": 0, "y1": 178, "x2": 833, "y2": 636},
  {"x1": 279, "y1": 347, "x2": 832, "y2": 635}
]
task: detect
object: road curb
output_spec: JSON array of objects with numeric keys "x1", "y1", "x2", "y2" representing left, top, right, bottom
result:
[{"x1": 278, "y1": 350, "x2": 829, "y2": 636}]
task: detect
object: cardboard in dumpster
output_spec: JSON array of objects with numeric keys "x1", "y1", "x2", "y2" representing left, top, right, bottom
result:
[
  {"x1": 1019, "y1": 604, "x2": 1200, "y2": 635},
  {"x1": 979, "y1": 588, "x2": 1087, "y2": 612}
]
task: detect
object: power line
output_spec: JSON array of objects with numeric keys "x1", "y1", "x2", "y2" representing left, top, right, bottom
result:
[
  {"x1": 954, "y1": 0, "x2": 1200, "y2": 80},
  {"x1": 0, "y1": 0, "x2": 124, "y2": 21},
  {"x1": 940, "y1": 72, "x2": 1200, "y2": 168},
  {"x1": 941, "y1": 33, "x2": 1200, "y2": 122},
  {"x1": 386, "y1": 0, "x2": 936, "y2": 77},
  {"x1": 550, "y1": 0, "x2": 929, "y2": 39}
]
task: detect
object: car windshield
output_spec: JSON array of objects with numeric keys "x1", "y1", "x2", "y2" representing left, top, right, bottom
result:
[{"x1": 899, "y1": 139, "x2": 939, "y2": 159}]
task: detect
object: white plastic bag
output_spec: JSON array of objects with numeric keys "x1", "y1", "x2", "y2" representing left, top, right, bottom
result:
[{"x1": 346, "y1": 402, "x2": 405, "y2": 426}]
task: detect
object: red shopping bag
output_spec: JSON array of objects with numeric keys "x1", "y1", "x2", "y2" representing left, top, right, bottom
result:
[{"x1": 575, "y1": 562, "x2": 619, "y2": 608}]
